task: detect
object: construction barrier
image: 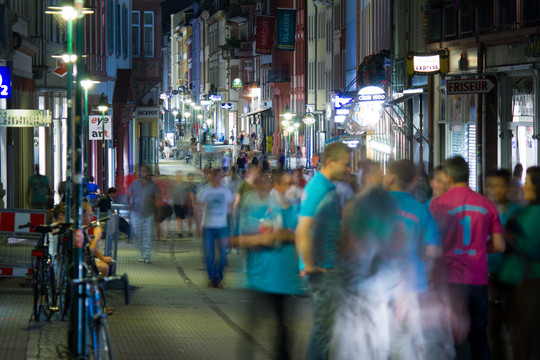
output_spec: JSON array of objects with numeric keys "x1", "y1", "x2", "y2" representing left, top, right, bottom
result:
[{"x1": 0, "y1": 209, "x2": 48, "y2": 277}]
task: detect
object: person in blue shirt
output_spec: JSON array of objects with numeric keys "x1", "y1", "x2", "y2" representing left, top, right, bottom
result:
[
  {"x1": 86, "y1": 175, "x2": 101, "y2": 207},
  {"x1": 231, "y1": 171, "x2": 303, "y2": 360},
  {"x1": 295, "y1": 142, "x2": 352, "y2": 360},
  {"x1": 383, "y1": 160, "x2": 449, "y2": 358}
]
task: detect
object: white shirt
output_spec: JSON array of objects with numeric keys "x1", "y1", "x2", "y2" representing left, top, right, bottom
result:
[{"x1": 197, "y1": 185, "x2": 234, "y2": 228}]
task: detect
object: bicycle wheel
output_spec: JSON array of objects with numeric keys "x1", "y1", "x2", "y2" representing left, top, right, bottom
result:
[
  {"x1": 39, "y1": 260, "x2": 55, "y2": 320},
  {"x1": 56, "y1": 258, "x2": 70, "y2": 320},
  {"x1": 90, "y1": 317, "x2": 113, "y2": 360},
  {"x1": 32, "y1": 258, "x2": 41, "y2": 321}
]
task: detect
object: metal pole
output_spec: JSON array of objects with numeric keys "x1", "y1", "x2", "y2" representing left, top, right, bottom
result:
[
  {"x1": 288, "y1": 132, "x2": 291, "y2": 170},
  {"x1": 83, "y1": 89, "x2": 88, "y2": 181},
  {"x1": 102, "y1": 110, "x2": 106, "y2": 189},
  {"x1": 65, "y1": 19, "x2": 73, "y2": 221},
  {"x1": 295, "y1": 130, "x2": 298, "y2": 168}
]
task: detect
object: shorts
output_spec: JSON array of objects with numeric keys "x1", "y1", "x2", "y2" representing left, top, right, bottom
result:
[
  {"x1": 174, "y1": 204, "x2": 188, "y2": 219},
  {"x1": 156, "y1": 204, "x2": 173, "y2": 223}
]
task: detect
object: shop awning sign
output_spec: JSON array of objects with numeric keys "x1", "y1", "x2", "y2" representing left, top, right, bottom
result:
[
  {"x1": 88, "y1": 115, "x2": 112, "y2": 140},
  {"x1": 406, "y1": 50, "x2": 449, "y2": 76},
  {"x1": 0, "y1": 110, "x2": 51, "y2": 127},
  {"x1": 446, "y1": 78, "x2": 495, "y2": 95}
]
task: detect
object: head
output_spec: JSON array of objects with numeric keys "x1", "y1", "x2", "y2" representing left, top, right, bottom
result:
[
  {"x1": 139, "y1": 165, "x2": 151, "y2": 180},
  {"x1": 245, "y1": 164, "x2": 260, "y2": 182},
  {"x1": 485, "y1": 168, "x2": 511, "y2": 205},
  {"x1": 211, "y1": 168, "x2": 224, "y2": 186},
  {"x1": 524, "y1": 166, "x2": 540, "y2": 204},
  {"x1": 443, "y1": 156, "x2": 469, "y2": 186},
  {"x1": 360, "y1": 159, "x2": 383, "y2": 189},
  {"x1": 513, "y1": 163, "x2": 524, "y2": 180},
  {"x1": 53, "y1": 203, "x2": 66, "y2": 221},
  {"x1": 81, "y1": 202, "x2": 94, "y2": 226},
  {"x1": 107, "y1": 187, "x2": 118, "y2": 199},
  {"x1": 321, "y1": 142, "x2": 352, "y2": 181},
  {"x1": 175, "y1": 171, "x2": 183, "y2": 183},
  {"x1": 187, "y1": 173, "x2": 195, "y2": 182},
  {"x1": 88, "y1": 175, "x2": 94, "y2": 182},
  {"x1": 255, "y1": 172, "x2": 273, "y2": 195},
  {"x1": 383, "y1": 160, "x2": 416, "y2": 192},
  {"x1": 429, "y1": 165, "x2": 449, "y2": 199},
  {"x1": 272, "y1": 170, "x2": 291, "y2": 195}
]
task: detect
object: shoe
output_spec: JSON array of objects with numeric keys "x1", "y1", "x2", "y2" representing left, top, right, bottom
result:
[
  {"x1": 138, "y1": 258, "x2": 144, "y2": 262},
  {"x1": 207, "y1": 280, "x2": 213, "y2": 288},
  {"x1": 215, "y1": 281, "x2": 223, "y2": 289},
  {"x1": 144, "y1": 259, "x2": 151, "y2": 263},
  {"x1": 178, "y1": 233, "x2": 184, "y2": 238}
]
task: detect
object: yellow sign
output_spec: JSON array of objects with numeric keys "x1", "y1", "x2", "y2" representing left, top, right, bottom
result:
[
  {"x1": 266, "y1": 136, "x2": 273, "y2": 152},
  {"x1": 406, "y1": 51, "x2": 448, "y2": 76},
  {"x1": 0, "y1": 110, "x2": 51, "y2": 127}
]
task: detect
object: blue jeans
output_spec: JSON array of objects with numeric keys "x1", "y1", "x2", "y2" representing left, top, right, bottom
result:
[
  {"x1": 202, "y1": 227, "x2": 228, "y2": 282},
  {"x1": 306, "y1": 272, "x2": 337, "y2": 360}
]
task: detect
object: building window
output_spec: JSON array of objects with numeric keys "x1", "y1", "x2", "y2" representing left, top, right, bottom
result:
[
  {"x1": 107, "y1": 0, "x2": 114, "y2": 54},
  {"x1": 132, "y1": 11, "x2": 140, "y2": 57},
  {"x1": 115, "y1": 3, "x2": 120, "y2": 56},
  {"x1": 143, "y1": 11, "x2": 154, "y2": 57},
  {"x1": 122, "y1": 7, "x2": 128, "y2": 57}
]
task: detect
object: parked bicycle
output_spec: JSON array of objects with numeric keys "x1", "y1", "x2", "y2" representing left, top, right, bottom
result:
[
  {"x1": 71, "y1": 274, "x2": 130, "y2": 360},
  {"x1": 19, "y1": 222, "x2": 59, "y2": 321}
]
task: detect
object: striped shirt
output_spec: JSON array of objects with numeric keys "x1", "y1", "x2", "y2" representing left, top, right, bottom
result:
[{"x1": 128, "y1": 179, "x2": 160, "y2": 218}]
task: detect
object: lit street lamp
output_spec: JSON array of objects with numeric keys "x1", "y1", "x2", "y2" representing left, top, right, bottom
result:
[
  {"x1": 80, "y1": 68, "x2": 99, "y2": 182},
  {"x1": 302, "y1": 112, "x2": 316, "y2": 168},
  {"x1": 280, "y1": 105, "x2": 295, "y2": 170},
  {"x1": 97, "y1": 93, "x2": 110, "y2": 192}
]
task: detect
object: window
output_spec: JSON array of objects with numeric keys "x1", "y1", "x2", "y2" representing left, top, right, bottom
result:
[
  {"x1": 116, "y1": 3, "x2": 120, "y2": 56},
  {"x1": 122, "y1": 7, "x2": 128, "y2": 57},
  {"x1": 143, "y1": 11, "x2": 154, "y2": 57},
  {"x1": 132, "y1": 11, "x2": 140, "y2": 57},
  {"x1": 107, "y1": 0, "x2": 114, "y2": 53}
]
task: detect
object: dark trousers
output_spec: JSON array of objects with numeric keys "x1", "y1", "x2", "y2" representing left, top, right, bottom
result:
[{"x1": 445, "y1": 283, "x2": 491, "y2": 360}]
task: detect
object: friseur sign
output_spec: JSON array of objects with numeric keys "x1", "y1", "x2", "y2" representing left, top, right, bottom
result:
[
  {"x1": 446, "y1": 78, "x2": 495, "y2": 95},
  {"x1": 0, "y1": 110, "x2": 51, "y2": 127}
]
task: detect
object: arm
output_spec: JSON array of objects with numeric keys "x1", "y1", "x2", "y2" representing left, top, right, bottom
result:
[
  {"x1": 487, "y1": 233, "x2": 505, "y2": 253},
  {"x1": 88, "y1": 226, "x2": 103, "y2": 253},
  {"x1": 295, "y1": 216, "x2": 325, "y2": 274},
  {"x1": 195, "y1": 200, "x2": 203, "y2": 235},
  {"x1": 230, "y1": 232, "x2": 274, "y2": 248}
]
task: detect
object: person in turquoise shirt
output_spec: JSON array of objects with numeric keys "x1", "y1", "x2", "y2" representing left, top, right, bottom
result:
[
  {"x1": 232, "y1": 171, "x2": 303, "y2": 360},
  {"x1": 296, "y1": 142, "x2": 352, "y2": 360},
  {"x1": 485, "y1": 168, "x2": 522, "y2": 360},
  {"x1": 501, "y1": 166, "x2": 540, "y2": 360}
]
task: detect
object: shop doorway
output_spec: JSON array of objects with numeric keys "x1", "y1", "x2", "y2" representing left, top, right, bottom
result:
[{"x1": 509, "y1": 123, "x2": 537, "y2": 182}]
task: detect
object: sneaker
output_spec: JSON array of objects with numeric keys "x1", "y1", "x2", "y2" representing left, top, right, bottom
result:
[
  {"x1": 215, "y1": 281, "x2": 223, "y2": 289},
  {"x1": 144, "y1": 259, "x2": 151, "y2": 263},
  {"x1": 138, "y1": 258, "x2": 144, "y2": 262},
  {"x1": 207, "y1": 280, "x2": 213, "y2": 288},
  {"x1": 178, "y1": 233, "x2": 184, "y2": 238}
]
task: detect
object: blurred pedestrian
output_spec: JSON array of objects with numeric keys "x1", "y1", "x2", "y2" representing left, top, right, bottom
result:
[
  {"x1": 26, "y1": 164, "x2": 52, "y2": 209},
  {"x1": 97, "y1": 187, "x2": 132, "y2": 239},
  {"x1": 429, "y1": 156, "x2": 505, "y2": 359},
  {"x1": 425, "y1": 165, "x2": 449, "y2": 206},
  {"x1": 508, "y1": 163, "x2": 525, "y2": 205},
  {"x1": 164, "y1": 141, "x2": 171, "y2": 160},
  {"x1": 172, "y1": 171, "x2": 193, "y2": 238},
  {"x1": 195, "y1": 169, "x2": 234, "y2": 288},
  {"x1": 296, "y1": 142, "x2": 352, "y2": 359},
  {"x1": 127, "y1": 165, "x2": 161, "y2": 263},
  {"x1": 233, "y1": 172, "x2": 304, "y2": 359},
  {"x1": 499, "y1": 166, "x2": 540, "y2": 360},
  {"x1": 86, "y1": 175, "x2": 101, "y2": 208}
]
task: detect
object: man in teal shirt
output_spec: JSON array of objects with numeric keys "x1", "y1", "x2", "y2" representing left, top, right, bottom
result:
[{"x1": 296, "y1": 142, "x2": 351, "y2": 360}]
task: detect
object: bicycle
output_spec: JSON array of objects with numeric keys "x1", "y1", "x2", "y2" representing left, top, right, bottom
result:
[
  {"x1": 54, "y1": 223, "x2": 73, "y2": 320},
  {"x1": 19, "y1": 222, "x2": 59, "y2": 321},
  {"x1": 71, "y1": 273, "x2": 130, "y2": 360}
]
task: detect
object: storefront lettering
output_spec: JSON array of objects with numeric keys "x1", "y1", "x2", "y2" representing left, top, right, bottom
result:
[{"x1": 0, "y1": 110, "x2": 52, "y2": 127}]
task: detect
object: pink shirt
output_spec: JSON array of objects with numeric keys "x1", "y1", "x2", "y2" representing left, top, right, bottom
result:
[{"x1": 429, "y1": 187, "x2": 502, "y2": 285}]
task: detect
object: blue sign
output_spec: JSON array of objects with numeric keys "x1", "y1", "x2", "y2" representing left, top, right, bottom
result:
[
  {"x1": 0, "y1": 67, "x2": 11, "y2": 99},
  {"x1": 221, "y1": 102, "x2": 232, "y2": 110}
]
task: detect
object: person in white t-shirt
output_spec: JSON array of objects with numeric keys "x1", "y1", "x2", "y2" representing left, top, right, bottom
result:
[{"x1": 196, "y1": 169, "x2": 235, "y2": 288}]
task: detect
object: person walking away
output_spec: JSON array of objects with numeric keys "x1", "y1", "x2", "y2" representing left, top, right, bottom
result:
[
  {"x1": 86, "y1": 175, "x2": 101, "y2": 208},
  {"x1": 195, "y1": 169, "x2": 234, "y2": 288},
  {"x1": 127, "y1": 165, "x2": 161, "y2": 263},
  {"x1": 383, "y1": 160, "x2": 447, "y2": 358},
  {"x1": 498, "y1": 166, "x2": 540, "y2": 360},
  {"x1": 172, "y1": 171, "x2": 192, "y2": 238},
  {"x1": 425, "y1": 165, "x2": 450, "y2": 206},
  {"x1": 243, "y1": 130, "x2": 251, "y2": 151},
  {"x1": 295, "y1": 142, "x2": 352, "y2": 359},
  {"x1": 484, "y1": 168, "x2": 522, "y2": 360},
  {"x1": 429, "y1": 156, "x2": 505, "y2": 360},
  {"x1": 27, "y1": 164, "x2": 52, "y2": 209}
]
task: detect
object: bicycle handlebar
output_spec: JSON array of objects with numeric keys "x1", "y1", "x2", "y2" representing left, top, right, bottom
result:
[
  {"x1": 82, "y1": 216, "x2": 110, "y2": 230},
  {"x1": 72, "y1": 273, "x2": 130, "y2": 306}
]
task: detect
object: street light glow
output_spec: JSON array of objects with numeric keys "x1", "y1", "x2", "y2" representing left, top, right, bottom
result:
[{"x1": 80, "y1": 79, "x2": 99, "y2": 90}]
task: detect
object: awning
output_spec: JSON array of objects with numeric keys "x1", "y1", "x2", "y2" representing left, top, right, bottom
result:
[{"x1": 239, "y1": 108, "x2": 271, "y2": 118}]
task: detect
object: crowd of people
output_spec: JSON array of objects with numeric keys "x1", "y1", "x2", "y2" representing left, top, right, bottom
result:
[{"x1": 32, "y1": 137, "x2": 540, "y2": 359}]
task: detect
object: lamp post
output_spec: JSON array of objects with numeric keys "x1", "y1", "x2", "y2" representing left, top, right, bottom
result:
[
  {"x1": 80, "y1": 71, "x2": 99, "y2": 184},
  {"x1": 302, "y1": 112, "x2": 316, "y2": 168},
  {"x1": 280, "y1": 105, "x2": 294, "y2": 170},
  {"x1": 294, "y1": 118, "x2": 300, "y2": 168},
  {"x1": 206, "y1": 118, "x2": 213, "y2": 145},
  {"x1": 98, "y1": 93, "x2": 110, "y2": 191}
]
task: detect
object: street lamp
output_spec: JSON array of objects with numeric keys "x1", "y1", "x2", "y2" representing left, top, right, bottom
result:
[
  {"x1": 97, "y1": 93, "x2": 110, "y2": 192},
  {"x1": 302, "y1": 112, "x2": 316, "y2": 168},
  {"x1": 294, "y1": 118, "x2": 300, "y2": 168},
  {"x1": 280, "y1": 105, "x2": 295, "y2": 170},
  {"x1": 79, "y1": 68, "x2": 99, "y2": 184}
]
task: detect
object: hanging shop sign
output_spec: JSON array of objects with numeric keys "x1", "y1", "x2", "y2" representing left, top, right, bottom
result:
[
  {"x1": 406, "y1": 50, "x2": 449, "y2": 76},
  {"x1": 446, "y1": 78, "x2": 495, "y2": 95},
  {"x1": 0, "y1": 66, "x2": 11, "y2": 98},
  {"x1": 357, "y1": 86, "x2": 386, "y2": 103},
  {"x1": 88, "y1": 115, "x2": 112, "y2": 140},
  {"x1": 209, "y1": 94, "x2": 222, "y2": 101},
  {"x1": 276, "y1": 8, "x2": 296, "y2": 51},
  {"x1": 256, "y1": 16, "x2": 275, "y2": 54},
  {"x1": 221, "y1": 103, "x2": 233, "y2": 110},
  {"x1": 52, "y1": 59, "x2": 68, "y2": 77},
  {"x1": 0, "y1": 110, "x2": 51, "y2": 127},
  {"x1": 232, "y1": 78, "x2": 243, "y2": 92}
]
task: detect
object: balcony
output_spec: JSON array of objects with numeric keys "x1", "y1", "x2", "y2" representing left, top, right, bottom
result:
[{"x1": 268, "y1": 68, "x2": 290, "y2": 83}]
